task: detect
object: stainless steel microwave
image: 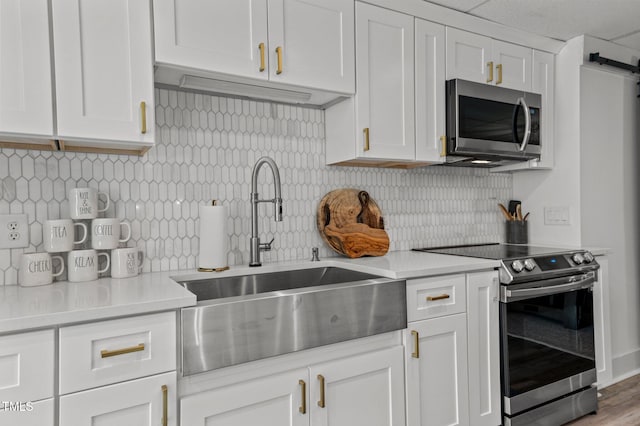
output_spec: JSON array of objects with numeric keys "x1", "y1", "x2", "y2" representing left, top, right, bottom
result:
[{"x1": 445, "y1": 79, "x2": 541, "y2": 167}]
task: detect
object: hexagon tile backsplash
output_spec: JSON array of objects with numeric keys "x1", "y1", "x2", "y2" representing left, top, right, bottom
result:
[{"x1": 0, "y1": 89, "x2": 512, "y2": 285}]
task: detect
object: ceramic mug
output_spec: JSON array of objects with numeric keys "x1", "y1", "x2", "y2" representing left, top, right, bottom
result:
[
  {"x1": 69, "y1": 188, "x2": 110, "y2": 219},
  {"x1": 67, "y1": 249, "x2": 110, "y2": 282},
  {"x1": 110, "y1": 247, "x2": 144, "y2": 278},
  {"x1": 43, "y1": 219, "x2": 88, "y2": 252},
  {"x1": 91, "y1": 218, "x2": 131, "y2": 250},
  {"x1": 19, "y1": 253, "x2": 64, "y2": 287}
]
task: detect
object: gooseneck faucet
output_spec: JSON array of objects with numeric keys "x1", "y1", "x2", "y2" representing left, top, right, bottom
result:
[{"x1": 249, "y1": 156, "x2": 283, "y2": 267}]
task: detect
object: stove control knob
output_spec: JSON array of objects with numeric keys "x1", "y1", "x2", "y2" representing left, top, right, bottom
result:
[
  {"x1": 572, "y1": 253, "x2": 584, "y2": 265},
  {"x1": 583, "y1": 252, "x2": 594, "y2": 263},
  {"x1": 511, "y1": 260, "x2": 524, "y2": 273},
  {"x1": 524, "y1": 259, "x2": 536, "y2": 271}
]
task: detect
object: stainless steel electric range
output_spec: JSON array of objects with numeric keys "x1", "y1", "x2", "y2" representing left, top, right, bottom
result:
[{"x1": 414, "y1": 243, "x2": 600, "y2": 426}]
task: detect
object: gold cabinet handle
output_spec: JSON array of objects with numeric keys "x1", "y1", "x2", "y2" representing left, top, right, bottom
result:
[
  {"x1": 427, "y1": 294, "x2": 451, "y2": 301},
  {"x1": 161, "y1": 384, "x2": 168, "y2": 426},
  {"x1": 100, "y1": 343, "x2": 145, "y2": 358},
  {"x1": 317, "y1": 374, "x2": 326, "y2": 408},
  {"x1": 299, "y1": 379, "x2": 307, "y2": 414},
  {"x1": 276, "y1": 46, "x2": 283, "y2": 75},
  {"x1": 411, "y1": 330, "x2": 419, "y2": 358},
  {"x1": 487, "y1": 61, "x2": 494, "y2": 83},
  {"x1": 496, "y1": 63, "x2": 503, "y2": 85},
  {"x1": 440, "y1": 135, "x2": 446, "y2": 157},
  {"x1": 140, "y1": 102, "x2": 147, "y2": 134},
  {"x1": 258, "y1": 42, "x2": 266, "y2": 72},
  {"x1": 363, "y1": 127, "x2": 370, "y2": 151}
]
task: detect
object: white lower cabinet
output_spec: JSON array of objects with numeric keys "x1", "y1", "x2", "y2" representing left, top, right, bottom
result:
[
  {"x1": 59, "y1": 372, "x2": 176, "y2": 426},
  {"x1": 180, "y1": 346, "x2": 405, "y2": 426},
  {"x1": 405, "y1": 314, "x2": 469, "y2": 426}
]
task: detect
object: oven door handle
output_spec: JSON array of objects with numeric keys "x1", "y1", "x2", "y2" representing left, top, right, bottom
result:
[{"x1": 502, "y1": 274, "x2": 595, "y2": 303}]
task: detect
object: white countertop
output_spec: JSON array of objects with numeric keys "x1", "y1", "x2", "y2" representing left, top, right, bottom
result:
[{"x1": 0, "y1": 250, "x2": 499, "y2": 334}]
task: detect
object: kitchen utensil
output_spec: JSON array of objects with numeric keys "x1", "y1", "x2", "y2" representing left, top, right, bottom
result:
[
  {"x1": 498, "y1": 203, "x2": 513, "y2": 221},
  {"x1": 516, "y1": 204, "x2": 523, "y2": 221},
  {"x1": 523, "y1": 212, "x2": 530, "y2": 221},
  {"x1": 508, "y1": 200, "x2": 521, "y2": 215},
  {"x1": 317, "y1": 189, "x2": 389, "y2": 258}
]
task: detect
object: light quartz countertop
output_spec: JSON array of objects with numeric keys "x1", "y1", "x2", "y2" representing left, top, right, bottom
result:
[{"x1": 0, "y1": 250, "x2": 500, "y2": 334}]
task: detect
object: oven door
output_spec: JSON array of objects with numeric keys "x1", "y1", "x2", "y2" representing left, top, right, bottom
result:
[
  {"x1": 500, "y1": 272, "x2": 597, "y2": 417},
  {"x1": 446, "y1": 79, "x2": 542, "y2": 160}
]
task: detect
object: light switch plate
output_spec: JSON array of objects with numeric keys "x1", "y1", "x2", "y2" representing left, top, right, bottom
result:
[
  {"x1": 0, "y1": 214, "x2": 29, "y2": 248},
  {"x1": 544, "y1": 206, "x2": 570, "y2": 225}
]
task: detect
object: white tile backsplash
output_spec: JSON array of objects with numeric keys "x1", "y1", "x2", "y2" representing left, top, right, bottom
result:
[{"x1": 0, "y1": 89, "x2": 511, "y2": 285}]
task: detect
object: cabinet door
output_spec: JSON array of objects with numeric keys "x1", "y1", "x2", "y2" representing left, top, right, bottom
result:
[
  {"x1": 466, "y1": 272, "x2": 500, "y2": 426},
  {"x1": 446, "y1": 27, "x2": 492, "y2": 84},
  {"x1": 180, "y1": 368, "x2": 308, "y2": 426},
  {"x1": 0, "y1": 398, "x2": 54, "y2": 426},
  {"x1": 268, "y1": 0, "x2": 354, "y2": 93},
  {"x1": 52, "y1": 0, "x2": 154, "y2": 144},
  {"x1": 492, "y1": 39, "x2": 532, "y2": 91},
  {"x1": 415, "y1": 18, "x2": 446, "y2": 163},
  {"x1": 593, "y1": 256, "x2": 613, "y2": 386},
  {"x1": 310, "y1": 346, "x2": 405, "y2": 426},
  {"x1": 0, "y1": 0, "x2": 53, "y2": 137},
  {"x1": 406, "y1": 314, "x2": 469, "y2": 426},
  {"x1": 59, "y1": 372, "x2": 176, "y2": 426},
  {"x1": 532, "y1": 50, "x2": 555, "y2": 168},
  {"x1": 355, "y1": 3, "x2": 415, "y2": 160},
  {"x1": 154, "y1": 0, "x2": 268, "y2": 81}
]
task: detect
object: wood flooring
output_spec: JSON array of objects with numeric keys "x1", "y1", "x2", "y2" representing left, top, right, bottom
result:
[{"x1": 567, "y1": 374, "x2": 640, "y2": 425}]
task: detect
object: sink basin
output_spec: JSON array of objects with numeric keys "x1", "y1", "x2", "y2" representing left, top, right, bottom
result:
[{"x1": 175, "y1": 267, "x2": 406, "y2": 375}]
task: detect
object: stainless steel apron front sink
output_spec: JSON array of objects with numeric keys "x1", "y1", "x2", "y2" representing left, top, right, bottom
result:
[{"x1": 174, "y1": 267, "x2": 407, "y2": 376}]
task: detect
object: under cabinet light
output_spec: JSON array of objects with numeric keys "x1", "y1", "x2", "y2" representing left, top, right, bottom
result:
[
  {"x1": 178, "y1": 75, "x2": 312, "y2": 104},
  {"x1": 471, "y1": 159, "x2": 492, "y2": 164}
]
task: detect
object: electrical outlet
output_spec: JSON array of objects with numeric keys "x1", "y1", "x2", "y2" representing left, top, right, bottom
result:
[{"x1": 0, "y1": 214, "x2": 29, "y2": 249}]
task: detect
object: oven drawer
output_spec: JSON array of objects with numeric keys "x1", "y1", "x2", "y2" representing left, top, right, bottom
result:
[
  {"x1": 407, "y1": 275, "x2": 466, "y2": 321},
  {"x1": 59, "y1": 312, "x2": 176, "y2": 394}
]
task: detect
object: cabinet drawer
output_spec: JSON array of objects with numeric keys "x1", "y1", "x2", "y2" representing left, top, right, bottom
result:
[
  {"x1": 59, "y1": 312, "x2": 176, "y2": 394},
  {"x1": 0, "y1": 330, "x2": 54, "y2": 402},
  {"x1": 60, "y1": 371, "x2": 176, "y2": 426},
  {"x1": 0, "y1": 398, "x2": 54, "y2": 426},
  {"x1": 407, "y1": 275, "x2": 466, "y2": 321}
]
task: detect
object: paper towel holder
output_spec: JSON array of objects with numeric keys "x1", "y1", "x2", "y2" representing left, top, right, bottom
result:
[{"x1": 197, "y1": 199, "x2": 230, "y2": 273}]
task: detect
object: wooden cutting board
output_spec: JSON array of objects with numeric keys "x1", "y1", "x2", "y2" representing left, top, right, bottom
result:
[{"x1": 317, "y1": 189, "x2": 389, "y2": 258}]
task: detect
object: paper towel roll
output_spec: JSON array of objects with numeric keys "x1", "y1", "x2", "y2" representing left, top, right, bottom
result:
[{"x1": 198, "y1": 204, "x2": 229, "y2": 270}]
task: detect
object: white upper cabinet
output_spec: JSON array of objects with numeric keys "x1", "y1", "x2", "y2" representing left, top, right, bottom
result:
[
  {"x1": 154, "y1": 0, "x2": 269, "y2": 81},
  {"x1": 355, "y1": 2, "x2": 415, "y2": 161},
  {"x1": 415, "y1": 18, "x2": 446, "y2": 163},
  {"x1": 0, "y1": 0, "x2": 54, "y2": 138},
  {"x1": 52, "y1": 0, "x2": 154, "y2": 149},
  {"x1": 532, "y1": 50, "x2": 555, "y2": 168},
  {"x1": 153, "y1": 0, "x2": 354, "y2": 97},
  {"x1": 446, "y1": 27, "x2": 532, "y2": 91}
]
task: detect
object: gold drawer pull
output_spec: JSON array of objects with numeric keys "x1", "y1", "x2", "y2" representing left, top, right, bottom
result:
[
  {"x1": 258, "y1": 42, "x2": 266, "y2": 72},
  {"x1": 299, "y1": 379, "x2": 307, "y2": 414},
  {"x1": 411, "y1": 330, "x2": 419, "y2": 358},
  {"x1": 427, "y1": 294, "x2": 450, "y2": 301},
  {"x1": 100, "y1": 343, "x2": 145, "y2": 358},
  {"x1": 487, "y1": 61, "x2": 494, "y2": 83},
  {"x1": 161, "y1": 384, "x2": 168, "y2": 426},
  {"x1": 440, "y1": 135, "x2": 446, "y2": 157},
  {"x1": 140, "y1": 101, "x2": 147, "y2": 134},
  {"x1": 496, "y1": 63, "x2": 503, "y2": 85},
  {"x1": 317, "y1": 374, "x2": 326, "y2": 408}
]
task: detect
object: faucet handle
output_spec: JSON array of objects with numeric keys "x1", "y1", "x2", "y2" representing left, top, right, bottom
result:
[{"x1": 260, "y1": 237, "x2": 275, "y2": 251}]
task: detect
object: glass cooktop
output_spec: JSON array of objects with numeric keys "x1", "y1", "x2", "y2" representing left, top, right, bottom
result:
[{"x1": 413, "y1": 243, "x2": 574, "y2": 260}]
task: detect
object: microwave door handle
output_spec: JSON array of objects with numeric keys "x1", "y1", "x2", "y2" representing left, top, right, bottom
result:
[{"x1": 515, "y1": 97, "x2": 532, "y2": 151}]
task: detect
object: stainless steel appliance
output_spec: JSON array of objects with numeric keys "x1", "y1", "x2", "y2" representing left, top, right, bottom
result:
[
  {"x1": 445, "y1": 79, "x2": 542, "y2": 167},
  {"x1": 414, "y1": 243, "x2": 599, "y2": 426}
]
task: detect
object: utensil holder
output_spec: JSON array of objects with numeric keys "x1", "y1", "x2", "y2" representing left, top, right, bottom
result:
[{"x1": 506, "y1": 221, "x2": 528, "y2": 244}]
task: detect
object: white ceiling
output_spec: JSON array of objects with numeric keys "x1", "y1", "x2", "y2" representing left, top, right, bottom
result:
[{"x1": 426, "y1": 0, "x2": 640, "y2": 51}]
